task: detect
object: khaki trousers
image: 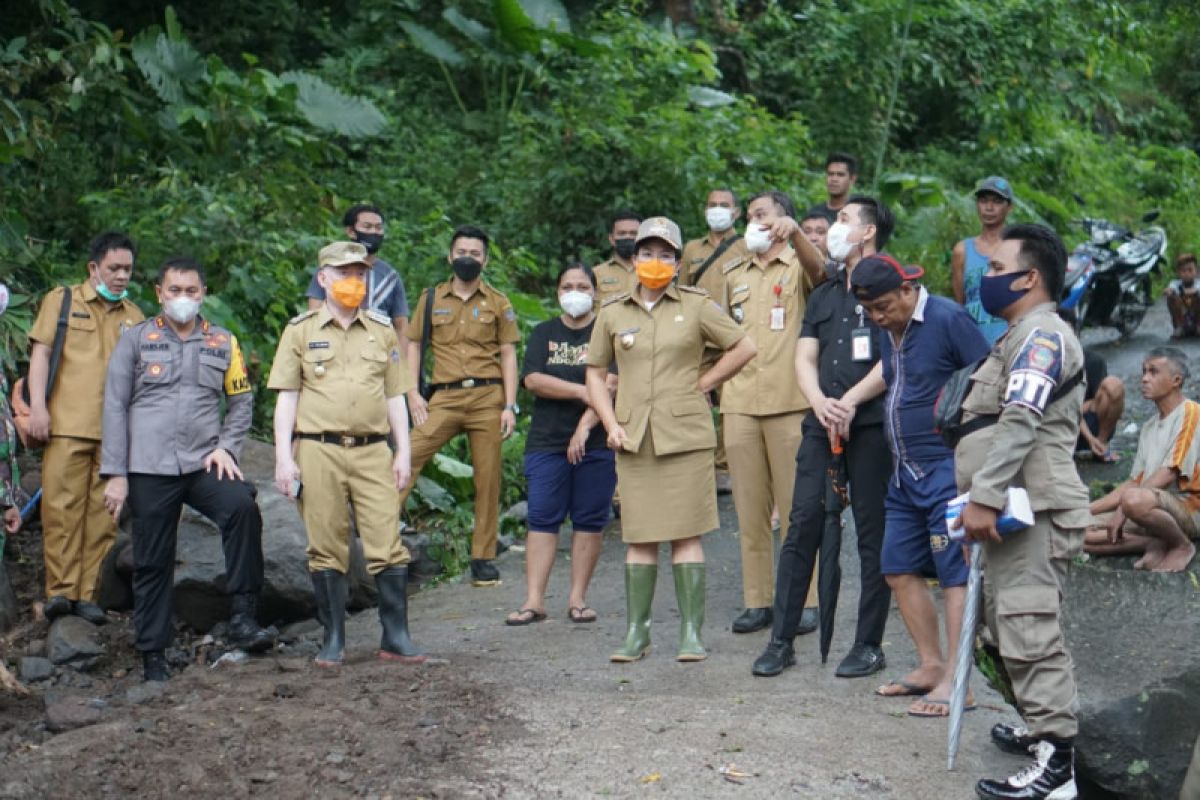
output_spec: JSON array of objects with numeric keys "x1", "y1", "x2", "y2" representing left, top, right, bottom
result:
[
  {"x1": 398, "y1": 385, "x2": 503, "y2": 559},
  {"x1": 41, "y1": 436, "x2": 115, "y2": 601},
  {"x1": 295, "y1": 439, "x2": 409, "y2": 574},
  {"x1": 982, "y1": 510, "x2": 1082, "y2": 740},
  {"x1": 725, "y1": 411, "x2": 818, "y2": 609}
]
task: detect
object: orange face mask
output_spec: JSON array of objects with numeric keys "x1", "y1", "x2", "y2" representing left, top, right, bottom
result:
[
  {"x1": 636, "y1": 259, "x2": 675, "y2": 291},
  {"x1": 330, "y1": 276, "x2": 367, "y2": 309}
]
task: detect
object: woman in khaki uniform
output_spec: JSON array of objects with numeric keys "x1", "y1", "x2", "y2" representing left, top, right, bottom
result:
[{"x1": 586, "y1": 217, "x2": 757, "y2": 662}]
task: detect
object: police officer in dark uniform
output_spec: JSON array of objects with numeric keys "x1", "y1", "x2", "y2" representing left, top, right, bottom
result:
[
  {"x1": 752, "y1": 196, "x2": 895, "y2": 679},
  {"x1": 102, "y1": 257, "x2": 274, "y2": 682}
]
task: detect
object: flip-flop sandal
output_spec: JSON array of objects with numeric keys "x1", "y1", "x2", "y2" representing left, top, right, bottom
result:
[
  {"x1": 875, "y1": 679, "x2": 934, "y2": 697},
  {"x1": 568, "y1": 606, "x2": 597, "y2": 624},
  {"x1": 906, "y1": 697, "x2": 977, "y2": 718},
  {"x1": 505, "y1": 608, "x2": 547, "y2": 626}
]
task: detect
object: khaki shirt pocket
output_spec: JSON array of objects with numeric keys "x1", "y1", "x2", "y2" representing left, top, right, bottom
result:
[
  {"x1": 359, "y1": 347, "x2": 388, "y2": 382},
  {"x1": 728, "y1": 288, "x2": 751, "y2": 326},
  {"x1": 670, "y1": 394, "x2": 710, "y2": 418},
  {"x1": 616, "y1": 405, "x2": 632, "y2": 424},
  {"x1": 467, "y1": 311, "x2": 497, "y2": 343},
  {"x1": 963, "y1": 355, "x2": 1004, "y2": 416},
  {"x1": 67, "y1": 313, "x2": 97, "y2": 333},
  {"x1": 430, "y1": 312, "x2": 456, "y2": 344},
  {"x1": 302, "y1": 349, "x2": 333, "y2": 381}
]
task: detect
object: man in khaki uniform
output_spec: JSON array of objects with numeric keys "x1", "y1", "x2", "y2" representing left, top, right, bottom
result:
[
  {"x1": 721, "y1": 190, "x2": 826, "y2": 633},
  {"x1": 401, "y1": 225, "x2": 521, "y2": 587},
  {"x1": 955, "y1": 224, "x2": 1088, "y2": 800},
  {"x1": 593, "y1": 210, "x2": 641, "y2": 305},
  {"x1": 27, "y1": 231, "x2": 144, "y2": 622},
  {"x1": 270, "y1": 241, "x2": 424, "y2": 667},
  {"x1": 681, "y1": 189, "x2": 747, "y2": 490}
]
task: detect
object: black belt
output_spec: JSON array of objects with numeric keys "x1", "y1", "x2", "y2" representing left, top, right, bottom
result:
[
  {"x1": 296, "y1": 433, "x2": 389, "y2": 447},
  {"x1": 428, "y1": 377, "x2": 502, "y2": 392}
]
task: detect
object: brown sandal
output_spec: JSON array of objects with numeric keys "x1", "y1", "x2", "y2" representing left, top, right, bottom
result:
[
  {"x1": 568, "y1": 606, "x2": 597, "y2": 624},
  {"x1": 505, "y1": 608, "x2": 547, "y2": 626}
]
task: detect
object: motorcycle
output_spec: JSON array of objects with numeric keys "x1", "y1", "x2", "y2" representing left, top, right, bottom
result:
[{"x1": 1060, "y1": 204, "x2": 1167, "y2": 336}]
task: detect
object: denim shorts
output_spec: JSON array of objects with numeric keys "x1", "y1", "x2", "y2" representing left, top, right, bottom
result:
[
  {"x1": 523, "y1": 449, "x2": 617, "y2": 532},
  {"x1": 881, "y1": 458, "x2": 969, "y2": 587}
]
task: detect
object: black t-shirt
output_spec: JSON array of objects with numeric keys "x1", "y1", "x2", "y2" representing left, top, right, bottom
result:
[
  {"x1": 799, "y1": 265, "x2": 885, "y2": 430},
  {"x1": 808, "y1": 202, "x2": 840, "y2": 225},
  {"x1": 522, "y1": 317, "x2": 608, "y2": 453}
]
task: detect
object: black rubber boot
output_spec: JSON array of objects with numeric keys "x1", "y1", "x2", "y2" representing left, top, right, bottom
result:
[
  {"x1": 142, "y1": 649, "x2": 170, "y2": 682},
  {"x1": 227, "y1": 594, "x2": 277, "y2": 653},
  {"x1": 310, "y1": 569, "x2": 347, "y2": 667},
  {"x1": 375, "y1": 566, "x2": 427, "y2": 663},
  {"x1": 976, "y1": 740, "x2": 1077, "y2": 799}
]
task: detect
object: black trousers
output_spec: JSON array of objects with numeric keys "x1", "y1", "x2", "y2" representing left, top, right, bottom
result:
[
  {"x1": 128, "y1": 470, "x2": 264, "y2": 652},
  {"x1": 770, "y1": 421, "x2": 891, "y2": 647}
]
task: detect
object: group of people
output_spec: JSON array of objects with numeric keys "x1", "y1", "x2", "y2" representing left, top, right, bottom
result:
[{"x1": 2, "y1": 152, "x2": 1198, "y2": 800}]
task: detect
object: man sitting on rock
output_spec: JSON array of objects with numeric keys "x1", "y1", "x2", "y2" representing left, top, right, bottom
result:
[{"x1": 1085, "y1": 347, "x2": 1199, "y2": 572}]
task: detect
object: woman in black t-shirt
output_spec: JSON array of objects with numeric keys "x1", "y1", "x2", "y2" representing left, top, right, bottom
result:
[{"x1": 506, "y1": 264, "x2": 617, "y2": 626}]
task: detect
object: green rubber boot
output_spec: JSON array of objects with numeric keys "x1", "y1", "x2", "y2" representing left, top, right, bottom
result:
[
  {"x1": 610, "y1": 564, "x2": 657, "y2": 662},
  {"x1": 673, "y1": 562, "x2": 707, "y2": 662}
]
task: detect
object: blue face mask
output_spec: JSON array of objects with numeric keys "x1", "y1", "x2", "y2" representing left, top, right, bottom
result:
[
  {"x1": 979, "y1": 270, "x2": 1031, "y2": 316},
  {"x1": 95, "y1": 280, "x2": 128, "y2": 302}
]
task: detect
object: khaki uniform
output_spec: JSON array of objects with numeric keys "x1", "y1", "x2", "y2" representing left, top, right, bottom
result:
[
  {"x1": 267, "y1": 307, "x2": 414, "y2": 574},
  {"x1": 955, "y1": 301, "x2": 1090, "y2": 741},
  {"x1": 30, "y1": 282, "x2": 143, "y2": 600},
  {"x1": 682, "y1": 233, "x2": 748, "y2": 473},
  {"x1": 720, "y1": 246, "x2": 818, "y2": 608},
  {"x1": 587, "y1": 285, "x2": 745, "y2": 542},
  {"x1": 399, "y1": 281, "x2": 520, "y2": 560},
  {"x1": 593, "y1": 257, "x2": 638, "y2": 306}
]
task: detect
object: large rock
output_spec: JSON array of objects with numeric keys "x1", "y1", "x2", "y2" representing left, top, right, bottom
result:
[
  {"x1": 47, "y1": 617, "x2": 103, "y2": 668},
  {"x1": 98, "y1": 440, "x2": 379, "y2": 631},
  {"x1": 1065, "y1": 558, "x2": 1200, "y2": 798}
]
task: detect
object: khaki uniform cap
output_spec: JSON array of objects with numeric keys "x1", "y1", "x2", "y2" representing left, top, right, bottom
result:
[
  {"x1": 318, "y1": 241, "x2": 371, "y2": 269},
  {"x1": 635, "y1": 217, "x2": 682, "y2": 251}
]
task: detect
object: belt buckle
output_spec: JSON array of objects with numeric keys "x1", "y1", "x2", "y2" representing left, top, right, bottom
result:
[
  {"x1": 461, "y1": 378, "x2": 476, "y2": 388},
  {"x1": 340, "y1": 435, "x2": 356, "y2": 448}
]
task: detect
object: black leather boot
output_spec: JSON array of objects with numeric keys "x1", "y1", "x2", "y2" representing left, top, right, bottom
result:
[
  {"x1": 142, "y1": 649, "x2": 170, "y2": 682},
  {"x1": 375, "y1": 567, "x2": 427, "y2": 663},
  {"x1": 731, "y1": 607, "x2": 772, "y2": 634},
  {"x1": 991, "y1": 722, "x2": 1039, "y2": 756},
  {"x1": 310, "y1": 569, "x2": 347, "y2": 667},
  {"x1": 976, "y1": 740, "x2": 1077, "y2": 800},
  {"x1": 227, "y1": 594, "x2": 277, "y2": 653}
]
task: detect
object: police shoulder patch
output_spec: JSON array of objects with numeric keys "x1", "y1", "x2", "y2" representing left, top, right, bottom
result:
[
  {"x1": 1003, "y1": 327, "x2": 1065, "y2": 416},
  {"x1": 288, "y1": 310, "x2": 317, "y2": 325},
  {"x1": 601, "y1": 292, "x2": 630, "y2": 307},
  {"x1": 365, "y1": 309, "x2": 391, "y2": 326}
]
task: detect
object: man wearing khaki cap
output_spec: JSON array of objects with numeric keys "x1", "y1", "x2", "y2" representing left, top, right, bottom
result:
[{"x1": 269, "y1": 241, "x2": 425, "y2": 667}]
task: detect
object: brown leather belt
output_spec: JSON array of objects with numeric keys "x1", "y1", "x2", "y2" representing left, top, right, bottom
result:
[{"x1": 296, "y1": 433, "x2": 388, "y2": 447}]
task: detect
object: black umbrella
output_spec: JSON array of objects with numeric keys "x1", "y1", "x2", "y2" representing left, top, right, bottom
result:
[{"x1": 818, "y1": 434, "x2": 849, "y2": 664}]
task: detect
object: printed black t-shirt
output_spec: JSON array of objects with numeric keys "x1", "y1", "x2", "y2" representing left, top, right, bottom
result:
[{"x1": 522, "y1": 316, "x2": 607, "y2": 453}]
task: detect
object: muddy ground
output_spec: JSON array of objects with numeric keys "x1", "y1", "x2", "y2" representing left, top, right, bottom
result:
[{"x1": 0, "y1": 299, "x2": 1193, "y2": 798}]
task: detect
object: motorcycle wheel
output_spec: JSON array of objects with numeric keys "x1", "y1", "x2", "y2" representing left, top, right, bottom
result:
[{"x1": 1116, "y1": 276, "x2": 1152, "y2": 337}]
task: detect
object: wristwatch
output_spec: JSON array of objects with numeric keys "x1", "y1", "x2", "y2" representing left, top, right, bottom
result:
[{"x1": 504, "y1": 403, "x2": 520, "y2": 415}]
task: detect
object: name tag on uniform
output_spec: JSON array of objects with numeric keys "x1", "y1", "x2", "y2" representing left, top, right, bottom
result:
[
  {"x1": 769, "y1": 306, "x2": 785, "y2": 331},
  {"x1": 851, "y1": 327, "x2": 873, "y2": 362}
]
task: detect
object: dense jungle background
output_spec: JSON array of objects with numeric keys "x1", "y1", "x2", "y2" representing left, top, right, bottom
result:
[{"x1": 3, "y1": 0, "x2": 1199, "y2": 571}]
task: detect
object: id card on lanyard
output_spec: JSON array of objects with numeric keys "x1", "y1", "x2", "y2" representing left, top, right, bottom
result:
[{"x1": 851, "y1": 303, "x2": 872, "y2": 362}]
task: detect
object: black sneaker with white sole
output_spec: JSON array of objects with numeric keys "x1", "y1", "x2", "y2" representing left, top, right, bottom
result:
[
  {"x1": 469, "y1": 559, "x2": 500, "y2": 587},
  {"x1": 976, "y1": 740, "x2": 1077, "y2": 800},
  {"x1": 991, "y1": 722, "x2": 1039, "y2": 755}
]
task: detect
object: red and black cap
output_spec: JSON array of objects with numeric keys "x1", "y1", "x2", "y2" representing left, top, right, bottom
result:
[{"x1": 850, "y1": 254, "x2": 925, "y2": 300}]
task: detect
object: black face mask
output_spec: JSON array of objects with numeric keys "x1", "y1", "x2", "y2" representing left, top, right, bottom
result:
[
  {"x1": 452, "y1": 256, "x2": 482, "y2": 282},
  {"x1": 614, "y1": 238, "x2": 637, "y2": 260},
  {"x1": 1183, "y1": 278, "x2": 1196, "y2": 289},
  {"x1": 354, "y1": 230, "x2": 384, "y2": 255}
]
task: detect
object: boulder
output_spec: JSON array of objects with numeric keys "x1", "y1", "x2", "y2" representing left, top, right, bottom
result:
[
  {"x1": 0, "y1": 561, "x2": 17, "y2": 632},
  {"x1": 1065, "y1": 558, "x2": 1200, "y2": 799},
  {"x1": 18, "y1": 656, "x2": 53, "y2": 683},
  {"x1": 47, "y1": 617, "x2": 103, "y2": 669},
  {"x1": 43, "y1": 691, "x2": 106, "y2": 733},
  {"x1": 99, "y1": 440, "x2": 381, "y2": 632}
]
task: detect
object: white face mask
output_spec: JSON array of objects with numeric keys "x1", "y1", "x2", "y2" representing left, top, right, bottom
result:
[
  {"x1": 705, "y1": 207, "x2": 735, "y2": 233},
  {"x1": 826, "y1": 222, "x2": 860, "y2": 261},
  {"x1": 744, "y1": 223, "x2": 773, "y2": 254},
  {"x1": 163, "y1": 296, "x2": 201, "y2": 324},
  {"x1": 559, "y1": 290, "x2": 594, "y2": 318}
]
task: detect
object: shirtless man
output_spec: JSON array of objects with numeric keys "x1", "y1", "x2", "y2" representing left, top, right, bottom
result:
[{"x1": 1085, "y1": 347, "x2": 1198, "y2": 572}]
